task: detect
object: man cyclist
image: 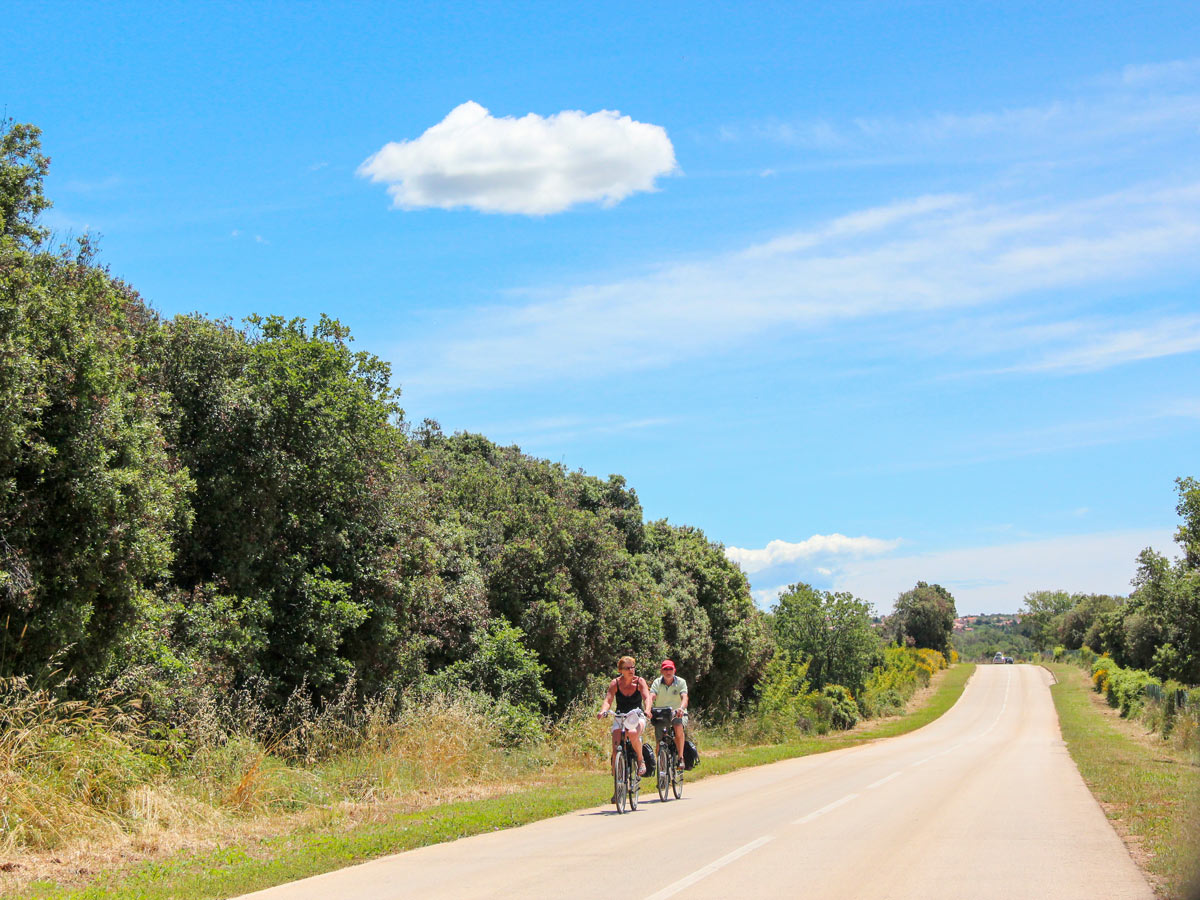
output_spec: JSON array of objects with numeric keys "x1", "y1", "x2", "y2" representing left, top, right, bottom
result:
[
  {"x1": 597, "y1": 655, "x2": 651, "y2": 777},
  {"x1": 649, "y1": 659, "x2": 688, "y2": 763}
]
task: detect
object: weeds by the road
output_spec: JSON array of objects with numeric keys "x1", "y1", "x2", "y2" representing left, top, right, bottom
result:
[
  {"x1": 4, "y1": 665, "x2": 974, "y2": 900},
  {"x1": 1048, "y1": 662, "x2": 1200, "y2": 900}
]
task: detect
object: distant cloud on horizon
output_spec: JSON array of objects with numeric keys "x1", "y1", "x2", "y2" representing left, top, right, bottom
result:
[
  {"x1": 832, "y1": 528, "x2": 1175, "y2": 615},
  {"x1": 358, "y1": 101, "x2": 677, "y2": 215},
  {"x1": 738, "y1": 529, "x2": 1177, "y2": 615}
]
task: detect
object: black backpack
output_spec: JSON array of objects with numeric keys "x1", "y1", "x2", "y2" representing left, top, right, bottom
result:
[
  {"x1": 642, "y1": 742, "x2": 655, "y2": 776},
  {"x1": 683, "y1": 737, "x2": 700, "y2": 770}
]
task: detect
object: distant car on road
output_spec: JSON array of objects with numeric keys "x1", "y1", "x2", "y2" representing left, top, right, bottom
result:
[
  {"x1": 993, "y1": 652, "x2": 1005, "y2": 664},
  {"x1": 1004, "y1": 656, "x2": 1014, "y2": 664}
]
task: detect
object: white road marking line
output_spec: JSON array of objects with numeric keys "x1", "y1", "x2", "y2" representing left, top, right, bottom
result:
[
  {"x1": 867, "y1": 771, "x2": 901, "y2": 789},
  {"x1": 791, "y1": 792, "x2": 860, "y2": 825},
  {"x1": 644, "y1": 835, "x2": 775, "y2": 900}
]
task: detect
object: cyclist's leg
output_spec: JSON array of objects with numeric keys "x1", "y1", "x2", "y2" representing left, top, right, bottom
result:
[
  {"x1": 630, "y1": 720, "x2": 646, "y2": 774},
  {"x1": 653, "y1": 720, "x2": 667, "y2": 752},
  {"x1": 673, "y1": 715, "x2": 685, "y2": 758}
]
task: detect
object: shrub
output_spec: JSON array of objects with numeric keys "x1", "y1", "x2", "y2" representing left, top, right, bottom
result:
[
  {"x1": 822, "y1": 684, "x2": 860, "y2": 730},
  {"x1": 860, "y1": 646, "x2": 946, "y2": 717},
  {"x1": 1090, "y1": 655, "x2": 1113, "y2": 694},
  {"x1": 750, "y1": 653, "x2": 822, "y2": 740},
  {"x1": 1105, "y1": 666, "x2": 1159, "y2": 717},
  {"x1": 1152, "y1": 680, "x2": 1186, "y2": 738}
]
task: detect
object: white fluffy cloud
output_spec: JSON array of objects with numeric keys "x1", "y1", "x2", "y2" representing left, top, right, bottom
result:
[
  {"x1": 358, "y1": 101, "x2": 677, "y2": 215},
  {"x1": 725, "y1": 534, "x2": 902, "y2": 575}
]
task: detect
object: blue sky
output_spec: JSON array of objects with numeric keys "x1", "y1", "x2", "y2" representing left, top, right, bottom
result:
[{"x1": 6, "y1": 1, "x2": 1198, "y2": 614}]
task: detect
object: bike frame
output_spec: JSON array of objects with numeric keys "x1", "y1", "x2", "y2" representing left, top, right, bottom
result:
[
  {"x1": 606, "y1": 710, "x2": 643, "y2": 813},
  {"x1": 652, "y1": 710, "x2": 685, "y2": 801}
]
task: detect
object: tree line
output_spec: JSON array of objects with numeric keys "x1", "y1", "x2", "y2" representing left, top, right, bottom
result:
[
  {"x1": 1020, "y1": 478, "x2": 1200, "y2": 686},
  {"x1": 1, "y1": 120, "x2": 960, "y2": 733}
]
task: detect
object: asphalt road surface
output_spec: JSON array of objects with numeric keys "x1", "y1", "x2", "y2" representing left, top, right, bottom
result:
[{"x1": 237, "y1": 664, "x2": 1154, "y2": 900}]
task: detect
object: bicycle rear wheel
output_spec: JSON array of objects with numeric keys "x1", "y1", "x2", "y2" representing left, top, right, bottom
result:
[
  {"x1": 656, "y1": 745, "x2": 669, "y2": 801},
  {"x1": 613, "y1": 752, "x2": 627, "y2": 813}
]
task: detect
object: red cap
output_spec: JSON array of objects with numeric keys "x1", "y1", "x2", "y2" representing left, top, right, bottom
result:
[{"x1": 661, "y1": 659, "x2": 675, "y2": 671}]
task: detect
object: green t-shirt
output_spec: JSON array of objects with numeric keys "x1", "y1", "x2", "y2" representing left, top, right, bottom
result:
[{"x1": 649, "y1": 674, "x2": 688, "y2": 710}]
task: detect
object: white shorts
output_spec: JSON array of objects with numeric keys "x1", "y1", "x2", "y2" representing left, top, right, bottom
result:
[{"x1": 611, "y1": 709, "x2": 646, "y2": 733}]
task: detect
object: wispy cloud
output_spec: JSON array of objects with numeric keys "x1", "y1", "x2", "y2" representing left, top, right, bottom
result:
[
  {"x1": 230, "y1": 230, "x2": 269, "y2": 245},
  {"x1": 726, "y1": 534, "x2": 902, "y2": 575},
  {"x1": 1119, "y1": 58, "x2": 1200, "y2": 88},
  {"x1": 60, "y1": 175, "x2": 123, "y2": 194},
  {"x1": 402, "y1": 180, "x2": 1200, "y2": 390},
  {"x1": 1000, "y1": 314, "x2": 1200, "y2": 373},
  {"x1": 726, "y1": 59, "x2": 1200, "y2": 156},
  {"x1": 835, "y1": 401, "x2": 1200, "y2": 477},
  {"x1": 359, "y1": 101, "x2": 678, "y2": 215},
  {"x1": 830, "y1": 529, "x2": 1175, "y2": 614}
]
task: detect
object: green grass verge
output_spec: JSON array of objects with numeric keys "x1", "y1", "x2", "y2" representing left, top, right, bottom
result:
[
  {"x1": 1047, "y1": 662, "x2": 1200, "y2": 900},
  {"x1": 15, "y1": 664, "x2": 975, "y2": 900}
]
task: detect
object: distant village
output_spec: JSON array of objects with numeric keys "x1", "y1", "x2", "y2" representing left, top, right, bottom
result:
[{"x1": 953, "y1": 614, "x2": 1023, "y2": 633}]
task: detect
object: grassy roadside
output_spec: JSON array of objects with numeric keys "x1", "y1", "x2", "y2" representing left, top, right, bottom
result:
[
  {"x1": 11, "y1": 663, "x2": 975, "y2": 900},
  {"x1": 1047, "y1": 662, "x2": 1200, "y2": 900}
]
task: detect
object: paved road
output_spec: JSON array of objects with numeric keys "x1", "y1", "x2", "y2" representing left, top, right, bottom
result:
[{"x1": 237, "y1": 665, "x2": 1154, "y2": 899}]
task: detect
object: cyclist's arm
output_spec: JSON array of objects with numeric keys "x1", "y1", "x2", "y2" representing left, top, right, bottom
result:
[
  {"x1": 597, "y1": 681, "x2": 618, "y2": 718},
  {"x1": 678, "y1": 687, "x2": 688, "y2": 713},
  {"x1": 640, "y1": 678, "x2": 652, "y2": 716}
]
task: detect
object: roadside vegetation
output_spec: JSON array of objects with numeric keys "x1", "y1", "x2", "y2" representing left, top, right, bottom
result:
[
  {"x1": 1021, "y1": 476, "x2": 1200, "y2": 897},
  {"x1": 1048, "y1": 660, "x2": 1200, "y2": 899},
  {"x1": 3, "y1": 661, "x2": 974, "y2": 900}
]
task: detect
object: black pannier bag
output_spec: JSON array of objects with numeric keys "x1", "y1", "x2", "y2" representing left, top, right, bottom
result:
[
  {"x1": 683, "y1": 738, "x2": 700, "y2": 770},
  {"x1": 642, "y1": 742, "x2": 656, "y2": 776}
]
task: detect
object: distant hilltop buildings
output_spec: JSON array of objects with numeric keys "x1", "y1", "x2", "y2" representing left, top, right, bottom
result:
[{"x1": 953, "y1": 614, "x2": 1023, "y2": 633}]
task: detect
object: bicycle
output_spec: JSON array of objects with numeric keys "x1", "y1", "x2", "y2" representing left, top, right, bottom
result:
[
  {"x1": 601, "y1": 710, "x2": 643, "y2": 813},
  {"x1": 651, "y1": 707, "x2": 684, "y2": 801}
]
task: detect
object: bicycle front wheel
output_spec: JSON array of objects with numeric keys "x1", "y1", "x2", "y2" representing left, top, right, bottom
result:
[
  {"x1": 613, "y1": 753, "x2": 627, "y2": 813},
  {"x1": 656, "y1": 746, "x2": 669, "y2": 801},
  {"x1": 628, "y1": 750, "x2": 640, "y2": 811}
]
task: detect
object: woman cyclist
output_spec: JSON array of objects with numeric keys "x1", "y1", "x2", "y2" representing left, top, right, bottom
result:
[{"x1": 597, "y1": 655, "x2": 651, "y2": 777}]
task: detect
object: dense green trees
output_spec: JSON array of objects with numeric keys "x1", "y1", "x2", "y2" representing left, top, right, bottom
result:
[
  {"x1": 158, "y1": 313, "x2": 406, "y2": 699},
  {"x1": 771, "y1": 583, "x2": 878, "y2": 695},
  {"x1": 890, "y1": 582, "x2": 957, "y2": 655},
  {"x1": 1, "y1": 164, "x2": 189, "y2": 679}
]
